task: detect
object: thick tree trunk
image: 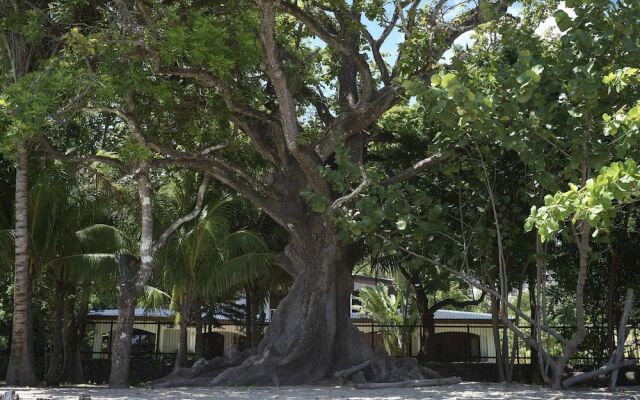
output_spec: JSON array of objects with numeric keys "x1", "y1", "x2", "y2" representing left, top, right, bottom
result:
[
  {"x1": 109, "y1": 254, "x2": 138, "y2": 388},
  {"x1": 46, "y1": 280, "x2": 65, "y2": 385},
  {"x1": 153, "y1": 217, "x2": 436, "y2": 387},
  {"x1": 212, "y1": 222, "x2": 371, "y2": 385},
  {"x1": 6, "y1": 139, "x2": 38, "y2": 386}
]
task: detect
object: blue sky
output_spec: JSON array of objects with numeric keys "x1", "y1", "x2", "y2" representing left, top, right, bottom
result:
[{"x1": 309, "y1": 1, "x2": 526, "y2": 65}]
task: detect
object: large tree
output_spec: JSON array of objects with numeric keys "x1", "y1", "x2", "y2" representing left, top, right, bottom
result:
[{"x1": 130, "y1": 0, "x2": 514, "y2": 385}]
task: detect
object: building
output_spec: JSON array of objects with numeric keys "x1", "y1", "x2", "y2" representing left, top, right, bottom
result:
[{"x1": 87, "y1": 275, "x2": 502, "y2": 362}]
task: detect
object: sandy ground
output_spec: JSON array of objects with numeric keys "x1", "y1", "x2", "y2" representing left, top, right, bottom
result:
[{"x1": 2, "y1": 383, "x2": 639, "y2": 400}]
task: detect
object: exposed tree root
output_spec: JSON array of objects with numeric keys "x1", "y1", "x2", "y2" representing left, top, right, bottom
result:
[
  {"x1": 149, "y1": 345, "x2": 443, "y2": 387},
  {"x1": 148, "y1": 348, "x2": 257, "y2": 388},
  {"x1": 355, "y1": 376, "x2": 462, "y2": 389}
]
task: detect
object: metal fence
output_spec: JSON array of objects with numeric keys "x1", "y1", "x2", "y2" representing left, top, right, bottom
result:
[{"x1": 81, "y1": 320, "x2": 640, "y2": 367}]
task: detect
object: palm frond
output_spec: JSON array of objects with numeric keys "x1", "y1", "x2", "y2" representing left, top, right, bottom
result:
[
  {"x1": 207, "y1": 252, "x2": 276, "y2": 295},
  {"x1": 45, "y1": 253, "x2": 117, "y2": 283},
  {"x1": 138, "y1": 285, "x2": 171, "y2": 310},
  {"x1": 75, "y1": 224, "x2": 132, "y2": 253}
]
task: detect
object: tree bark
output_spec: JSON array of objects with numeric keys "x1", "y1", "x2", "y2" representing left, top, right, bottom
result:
[
  {"x1": 527, "y1": 270, "x2": 541, "y2": 384},
  {"x1": 175, "y1": 298, "x2": 191, "y2": 370},
  {"x1": 45, "y1": 280, "x2": 65, "y2": 385},
  {"x1": 606, "y1": 245, "x2": 621, "y2": 355},
  {"x1": 110, "y1": 161, "x2": 154, "y2": 387},
  {"x1": 154, "y1": 215, "x2": 437, "y2": 387},
  {"x1": 6, "y1": 138, "x2": 38, "y2": 386},
  {"x1": 211, "y1": 219, "x2": 371, "y2": 385},
  {"x1": 108, "y1": 254, "x2": 138, "y2": 387},
  {"x1": 490, "y1": 295, "x2": 506, "y2": 383},
  {"x1": 62, "y1": 294, "x2": 77, "y2": 382},
  {"x1": 70, "y1": 285, "x2": 90, "y2": 384},
  {"x1": 415, "y1": 289, "x2": 433, "y2": 358}
]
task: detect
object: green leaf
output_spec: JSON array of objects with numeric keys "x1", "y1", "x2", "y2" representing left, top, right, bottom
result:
[
  {"x1": 441, "y1": 73, "x2": 458, "y2": 89},
  {"x1": 554, "y1": 10, "x2": 572, "y2": 32}
]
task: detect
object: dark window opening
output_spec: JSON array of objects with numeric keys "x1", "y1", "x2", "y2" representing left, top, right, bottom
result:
[
  {"x1": 427, "y1": 331, "x2": 481, "y2": 362},
  {"x1": 131, "y1": 328, "x2": 156, "y2": 354}
]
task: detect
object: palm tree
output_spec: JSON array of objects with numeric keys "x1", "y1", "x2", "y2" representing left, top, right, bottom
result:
[
  {"x1": 357, "y1": 276, "x2": 418, "y2": 357},
  {"x1": 0, "y1": 166, "x2": 128, "y2": 384},
  {"x1": 157, "y1": 193, "x2": 275, "y2": 369}
]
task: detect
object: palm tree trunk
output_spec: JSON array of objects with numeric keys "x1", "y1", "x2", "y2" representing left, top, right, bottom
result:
[
  {"x1": 45, "y1": 280, "x2": 65, "y2": 385},
  {"x1": 62, "y1": 294, "x2": 77, "y2": 382},
  {"x1": 70, "y1": 285, "x2": 90, "y2": 383},
  {"x1": 6, "y1": 138, "x2": 38, "y2": 386},
  {"x1": 175, "y1": 294, "x2": 193, "y2": 369}
]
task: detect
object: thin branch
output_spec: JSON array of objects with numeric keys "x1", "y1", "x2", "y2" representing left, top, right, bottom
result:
[
  {"x1": 331, "y1": 164, "x2": 370, "y2": 209},
  {"x1": 280, "y1": 1, "x2": 374, "y2": 103},
  {"x1": 375, "y1": 233, "x2": 569, "y2": 345},
  {"x1": 382, "y1": 154, "x2": 441, "y2": 186},
  {"x1": 37, "y1": 135, "x2": 127, "y2": 171},
  {"x1": 152, "y1": 174, "x2": 209, "y2": 254}
]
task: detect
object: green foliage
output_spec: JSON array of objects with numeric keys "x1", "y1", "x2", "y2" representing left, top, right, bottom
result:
[
  {"x1": 526, "y1": 159, "x2": 640, "y2": 241},
  {"x1": 357, "y1": 278, "x2": 418, "y2": 356}
]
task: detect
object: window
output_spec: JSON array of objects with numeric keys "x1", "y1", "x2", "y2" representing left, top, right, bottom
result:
[
  {"x1": 351, "y1": 290, "x2": 362, "y2": 316},
  {"x1": 131, "y1": 328, "x2": 156, "y2": 354},
  {"x1": 427, "y1": 332, "x2": 481, "y2": 362}
]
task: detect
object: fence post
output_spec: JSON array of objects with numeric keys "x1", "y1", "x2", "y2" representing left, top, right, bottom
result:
[
  {"x1": 108, "y1": 320, "x2": 114, "y2": 358},
  {"x1": 371, "y1": 321, "x2": 375, "y2": 349},
  {"x1": 155, "y1": 322, "x2": 161, "y2": 359}
]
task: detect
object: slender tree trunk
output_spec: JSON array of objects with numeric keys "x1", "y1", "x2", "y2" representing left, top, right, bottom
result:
[
  {"x1": 491, "y1": 295, "x2": 506, "y2": 382},
  {"x1": 70, "y1": 286, "x2": 90, "y2": 383},
  {"x1": 62, "y1": 294, "x2": 77, "y2": 382},
  {"x1": 108, "y1": 254, "x2": 138, "y2": 387},
  {"x1": 6, "y1": 138, "x2": 38, "y2": 386},
  {"x1": 45, "y1": 280, "x2": 65, "y2": 385},
  {"x1": 194, "y1": 306, "x2": 204, "y2": 360},
  {"x1": 415, "y1": 290, "x2": 435, "y2": 359},
  {"x1": 527, "y1": 271, "x2": 541, "y2": 384},
  {"x1": 606, "y1": 249, "x2": 621, "y2": 355},
  {"x1": 245, "y1": 286, "x2": 261, "y2": 348},
  {"x1": 175, "y1": 298, "x2": 191, "y2": 370},
  {"x1": 110, "y1": 163, "x2": 154, "y2": 387}
]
